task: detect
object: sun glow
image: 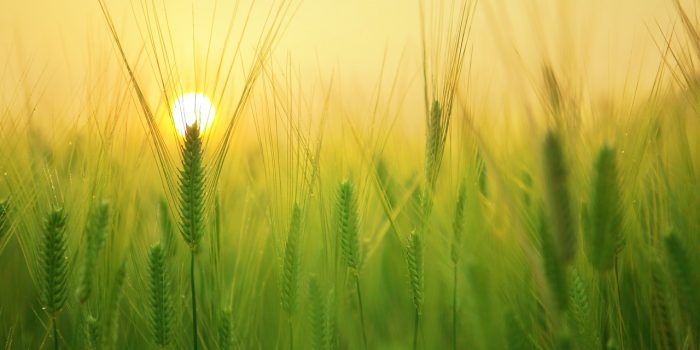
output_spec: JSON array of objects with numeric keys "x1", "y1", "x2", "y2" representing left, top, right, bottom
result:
[{"x1": 172, "y1": 92, "x2": 216, "y2": 136}]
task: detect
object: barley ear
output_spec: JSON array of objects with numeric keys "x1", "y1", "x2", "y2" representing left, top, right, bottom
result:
[
  {"x1": 85, "y1": 314, "x2": 101, "y2": 350},
  {"x1": 218, "y1": 309, "x2": 235, "y2": 350},
  {"x1": 179, "y1": 123, "x2": 206, "y2": 250},
  {"x1": 337, "y1": 180, "x2": 360, "y2": 271},
  {"x1": 568, "y1": 269, "x2": 597, "y2": 349},
  {"x1": 663, "y1": 232, "x2": 700, "y2": 332},
  {"x1": 542, "y1": 130, "x2": 576, "y2": 263},
  {"x1": 538, "y1": 208, "x2": 568, "y2": 312},
  {"x1": 282, "y1": 203, "x2": 302, "y2": 315},
  {"x1": 585, "y1": 146, "x2": 624, "y2": 271},
  {"x1": 148, "y1": 243, "x2": 172, "y2": 347},
  {"x1": 406, "y1": 230, "x2": 424, "y2": 314},
  {"x1": 451, "y1": 181, "x2": 467, "y2": 264},
  {"x1": 106, "y1": 261, "x2": 127, "y2": 349},
  {"x1": 77, "y1": 201, "x2": 110, "y2": 303},
  {"x1": 40, "y1": 208, "x2": 69, "y2": 316},
  {"x1": 425, "y1": 100, "x2": 442, "y2": 188},
  {"x1": 308, "y1": 276, "x2": 329, "y2": 350},
  {"x1": 651, "y1": 258, "x2": 678, "y2": 350}
]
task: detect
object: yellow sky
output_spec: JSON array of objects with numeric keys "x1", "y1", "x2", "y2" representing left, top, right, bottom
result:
[{"x1": 0, "y1": 0, "x2": 688, "y2": 121}]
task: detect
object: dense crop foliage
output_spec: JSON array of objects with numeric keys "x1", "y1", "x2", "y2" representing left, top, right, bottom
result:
[{"x1": 1, "y1": 0, "x2": 699, "y2": 349}]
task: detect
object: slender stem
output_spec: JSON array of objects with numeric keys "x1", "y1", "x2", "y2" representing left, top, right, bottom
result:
[
  {"x1": 191, "y1": 250, "x2": 198, "y2": 350},
  {"x1": 452, "y1": 264, "x2": 458, "y2": 350},
  {"x1": 413, "y1": 309, "x2": 421, "y2": 350},
  {"x1": 289, "y1": 318, "x2": 294, "y2": 350},
  {"x1": 355, "y1": 275, "x2": 368, "y2": 350},
  {"x1": 52, "y1": 316, "x2": 59, "y2": 350},
  {"x1": 613, "y1": 263, "x2": 625, "y2": 347}
]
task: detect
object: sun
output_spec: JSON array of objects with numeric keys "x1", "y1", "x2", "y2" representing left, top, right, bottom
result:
[{"x1": 172, "y1": 92, "x2": 216, "y2": 136}]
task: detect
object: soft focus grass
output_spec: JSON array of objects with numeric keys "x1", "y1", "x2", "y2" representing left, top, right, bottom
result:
[{"x1": 1, "y1": 1, "x2": 700, "y2": 349}]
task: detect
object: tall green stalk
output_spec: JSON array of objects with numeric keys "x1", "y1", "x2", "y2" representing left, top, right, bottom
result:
[
  {"x1": 407, "y1": 229, "x2": 424, "y2": 350},
  {"x1": 39, "y1": 208, "x2": 68, "y2": 350},
  {"x1": 148, "y1": 243, "x2": 172, "y2": 348},
  {"x1": 282, "y1": 203, "x2": 302, "y2": 349},
  {"x1": 178, "y1": 124, "x2": 206, "y2": 350},
  {"x1": 451, "y1": 182, "x2": 467, "y2": 350},
  {"x1": 336, "y1": 180, "x2": 368, "y2": 349}
]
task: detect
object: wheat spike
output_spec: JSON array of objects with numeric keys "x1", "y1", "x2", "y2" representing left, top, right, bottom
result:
[
  {"x1": 337, "y1": 180, "x2": 361, "y2": 270},
  {"x1": 77, "y1": 201, "x2": 109, "y2": 303},
  {"x1": 148, "y1": 243, "x2": 172, "y2": 347},
  {"x1": 585, "y1": 146, "x2": 624, "y2": 271},
  {"x1": 282, "y1": 203, "x2": 303, "y2": 314},
  {"x1": 542, "y1": 131, "x2": 576, "y2": 263}
]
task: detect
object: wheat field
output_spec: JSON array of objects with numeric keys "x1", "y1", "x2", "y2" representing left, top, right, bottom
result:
[{"x1": 0, "y1": 0, "x2": 699, "y2": 349}]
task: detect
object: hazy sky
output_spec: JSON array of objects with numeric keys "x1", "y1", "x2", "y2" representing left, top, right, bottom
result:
[{"x1": 0, "y1": 0, "x2": 688, "y2": 118}]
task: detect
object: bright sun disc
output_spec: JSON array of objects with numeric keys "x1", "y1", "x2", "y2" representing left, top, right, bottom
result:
[{"x1": 172, "y1": 92, "x2": 216, "y2": 136}]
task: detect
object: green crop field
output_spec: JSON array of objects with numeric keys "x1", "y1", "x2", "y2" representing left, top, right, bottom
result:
[{"x1": 0, "y1": 0, "x2": 699, "y2": 349}]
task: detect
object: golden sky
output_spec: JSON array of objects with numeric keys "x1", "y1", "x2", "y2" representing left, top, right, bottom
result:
[{"x1": 0, "y1": 0, "x2": 687, "y2": 120}]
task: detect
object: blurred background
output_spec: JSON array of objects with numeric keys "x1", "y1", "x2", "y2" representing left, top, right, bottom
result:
[{"x1": 0, "y1": 0, "x2": 686, "y2": 126}]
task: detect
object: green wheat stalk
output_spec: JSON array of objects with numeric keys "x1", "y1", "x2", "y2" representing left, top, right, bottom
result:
[
  {"x1": 282, "y1": 203, "x2": 302, "y2": 348},
  {"x1": 148, "y1": 243, "x2": 172, "y2": 348},
  {"x1": 663, "y1": 231, "x2": 700, "y2": 336},
  {"x1": 336, "y1": 180, "x2": 367, "y2": 349},
  {"x1": 282, "y1": 203, "x2": 302, "y2": 314},
  {"x1": 538, "y1": 208, "x2": 568, "y2": 312},
  {"x1": 178, "y1": 123, "x2": 206, "y2": 349},
  {"x1": 451, "y1": 181, "x2": 467, "y2": 350},
  {"x1": 106, "y1": 262, "x2": 127, "y2": 349},
  {"x1": 425, "y1": 100, "x2": 443, "y2": 189},
  {"x1": 406, "y1": 229, "x2": 424, "y2": 350},
  {"x1": 307, "y1": 276, "x2": 330, "y2": 350},
  {"x1": 218, "y1": 309, "x2": 235, "y2": 350},
  {"x1": 39, "y1": 208, "x2": 69, "y2": 350},
  {"x1": 542, "y1": 130, "x2": 576, "y2": 263},
  {"x1": 337, "y1": 180, "x2": 360, "y2": 270},
  {"x1": 85, "y1": 314, "x2": 101, "y2": 350},
  {"x1": 651, "y1": 258, "x2": 678, "y2": 350},
  {"x1": 569, "y1": 268, "x2": 598, "y2": 350},
  {"x1": 77, "y1": 201, "x2": 109, "y2": 303},
  {"x1": 585, "y1": 146, "x2": 624, "y2": 271}
]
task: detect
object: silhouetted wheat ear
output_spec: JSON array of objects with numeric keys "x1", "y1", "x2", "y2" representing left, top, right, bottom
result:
[
  {"x1": 77, "y1": 201, "x2": 109, "y2": 303},
  {"x1": 40, "y1": 208, "x2": 69, "y2": 316},
  {"x1": 406, "y1": 230, "x2": 424, "y2": 314},
  {"x1": 541, "y1": 130, "x2": 576, "y2": 263},
  {"x1": 0, "y1": 199, "x2": 9, "y2": 239},
  {"x1": 148, "y1": 243, "x2": 172, "y2": 347},
  {"x1": 585, "y1": 146, "x2": 624, "y2": 271},
  {"x1": 179, "y1": 123, "x2": 206, "y2": 250},
  {"x1": 282, "y1": 203, "x2": 302, "y2": 314},
  {"x1": 451, "y1": 181, "x2": 467, "y2": 264},
  {"x1": 337, "y1": 180, "x2": 360, "y2": 270}
]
